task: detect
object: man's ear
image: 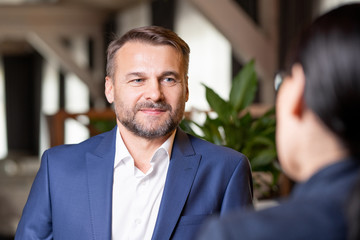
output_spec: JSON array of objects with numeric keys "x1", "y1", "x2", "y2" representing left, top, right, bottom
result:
[
  {"x1": 185, "y1": 76, "x2": 189, "y2": 102},
  {"x1": 104, "y1": 76, "x2": 114, "y2": 104},
  {"x1": 290, "y1": 64, "x2": 306, "y2": 118}
]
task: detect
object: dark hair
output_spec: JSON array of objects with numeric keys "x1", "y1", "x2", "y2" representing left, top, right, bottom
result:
[
  {"x1": 288, "y1": 4, "x2": 360, "y2": 156},
  {"x1": 106, "y1": 25, "x2": 190, "y2": 79},
  {"x1": 347, "y1": 174, "x2": 360, "y2": 240}
]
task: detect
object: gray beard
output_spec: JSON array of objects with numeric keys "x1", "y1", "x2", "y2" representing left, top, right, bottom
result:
[{"x1": 116, "y1": 101, "x2": 184, "y2": 139}]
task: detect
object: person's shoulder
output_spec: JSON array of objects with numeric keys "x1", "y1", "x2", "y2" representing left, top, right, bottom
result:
[
  {"x1": 186, "y1": 133, "x2": 248, "y2": 162},
  {"x1": 243, "y1": 197, "x2": 346, "y2": 239},
  {"x1": 199, "y1": 199, "x2": 335, "y2": 240},
  {"x1": 45, "y1": 129, "x2": 113, "y2": 157},
  {"x1": 187, "y1": 133, "x2": 244, "y2": 155},
  {"x1": 197, "y1": 207, "x2": 275, "y2": 240}
]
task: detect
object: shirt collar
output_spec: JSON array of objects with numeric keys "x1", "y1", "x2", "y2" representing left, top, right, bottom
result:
[{"x1": 114, "y1": 129, "x2": 177, "y2": 169}]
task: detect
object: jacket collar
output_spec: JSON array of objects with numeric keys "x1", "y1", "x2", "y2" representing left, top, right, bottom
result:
[
  {"x1": 86, "y1": 127, "x2": 202, "y2": 240},
  {"x1": 151, "y1": 128, "x2": 202, "y2": 240},
  {"x1": 86, "y1": 127, "x2": 117, "y2": 239}
]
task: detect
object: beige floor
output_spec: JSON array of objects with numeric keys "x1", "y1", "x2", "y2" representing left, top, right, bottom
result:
[{"x1": 0, "y1": 158, "x2": 38, "y2": 236}]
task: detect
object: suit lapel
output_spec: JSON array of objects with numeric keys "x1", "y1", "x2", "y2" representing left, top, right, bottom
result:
[
  {"x1": 86, "y1": 127, "x2": 117, "y2": 240},
  {"x1": 152, "y1": 129, "x2": 201, "y2": 240}
]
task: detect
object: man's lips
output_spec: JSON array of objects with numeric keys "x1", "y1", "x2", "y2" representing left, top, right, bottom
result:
[
  {"x1": 135, "y1": 101, "x2": 172, "y2": 115},
  {"x1": 140, "y1": 108, "x2": 167, "y2": 115}
]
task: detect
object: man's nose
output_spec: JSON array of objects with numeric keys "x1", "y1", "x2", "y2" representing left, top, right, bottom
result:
[{"x1": 144, "y1": 79, "x2": 164, "y2": 102}]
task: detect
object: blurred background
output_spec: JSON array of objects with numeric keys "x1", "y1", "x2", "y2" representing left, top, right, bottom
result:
[{"x1": 0, "y1": 0, "x2": 358, "y2": 238}]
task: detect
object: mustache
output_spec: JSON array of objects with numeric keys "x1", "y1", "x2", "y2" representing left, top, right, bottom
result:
[{"x1": 135, "y1": 101, "x2": 172, "y2": 111}]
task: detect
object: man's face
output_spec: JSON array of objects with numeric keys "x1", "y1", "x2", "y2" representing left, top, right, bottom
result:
[{"x1": 105, "y1": 41, "x2": 189, "y2": 139}]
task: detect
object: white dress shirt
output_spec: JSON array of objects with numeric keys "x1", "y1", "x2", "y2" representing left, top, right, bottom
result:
[{"x1": 111, "y1": 129, "x2": 176, "y2": 240}]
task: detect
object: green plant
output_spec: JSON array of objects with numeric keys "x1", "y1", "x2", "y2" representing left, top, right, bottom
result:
[
  {"x1": 180, "y1": 60, "x2": 281, "y2": 198},
  {"x1": 89, "y1": 118, "x2": 116, "y2": 135}
]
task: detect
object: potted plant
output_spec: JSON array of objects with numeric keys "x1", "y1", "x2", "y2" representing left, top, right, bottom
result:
[{"x1": 180, "y1": 60, "x2": 281, "y2": 199}]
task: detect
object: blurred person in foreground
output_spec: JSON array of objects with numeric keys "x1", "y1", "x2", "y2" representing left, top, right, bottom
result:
[
  {"x1": 348, "y1": 176, "x2": 360, "y2": 240},
  {"x1": 15, "y1": 26, "x2": 253, "y2": 240},
  {"x1": 198, "y1": 3, "x2": 360, "y2": 240}
]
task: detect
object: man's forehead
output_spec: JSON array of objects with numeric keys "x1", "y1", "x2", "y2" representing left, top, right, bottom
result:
[
  {"x1": 115, "y1": 42, "x2": 181, "y2": 64},
  {"x1": 118, "y1": 40, "x2": 177, "y2": 52}
]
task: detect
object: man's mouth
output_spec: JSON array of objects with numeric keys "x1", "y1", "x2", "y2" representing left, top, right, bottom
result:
[
  {"x1": 140, "y1": 108, "x2": 167, "y2": 115},
  {"x1": 135, "y1": 102, "x2": 172, "y2": 115}
]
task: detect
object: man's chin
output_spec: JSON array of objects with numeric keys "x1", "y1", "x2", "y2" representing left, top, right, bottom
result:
[
  {"x1": 132, "y1": 128, "x2": 174, "y2": 139},
  {"x1": 135, "y1": 122, "x2": 178, "y2": 138},
  {"x1": 120, "y1": 115, "x2": 180, "y2": 138}
]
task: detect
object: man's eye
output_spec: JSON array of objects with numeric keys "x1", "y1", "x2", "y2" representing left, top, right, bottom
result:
[
  {"x1": 162, "y1": 78, "x2": 177, "y2": 86},
  {"x1": 128, "y1": 79, "x2": 144, "y2": 86}
]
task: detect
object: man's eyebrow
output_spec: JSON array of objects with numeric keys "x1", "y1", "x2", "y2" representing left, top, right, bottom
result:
[
  {"x1": 125, "y1": 71, "x2": 181, "y2": 79},
  {"x1": 160, "y1": 71, "x2": 180, "y2": 79},
  {"x1": 125, "y1": 72, "x2": 146, "y2": 78}
]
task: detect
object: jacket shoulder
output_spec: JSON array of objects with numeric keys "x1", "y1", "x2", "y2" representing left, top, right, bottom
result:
[
  {"x1": 187, "y1": 133, "x2": 247, "y2": 160},
  {"x1": 44, "y1": 129, "x2": 114, "y2": 160}
]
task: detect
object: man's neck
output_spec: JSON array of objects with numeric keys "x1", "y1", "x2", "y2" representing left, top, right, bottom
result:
[{"x1": 117, "y1": 124, "x2": 175, "y2": 173}]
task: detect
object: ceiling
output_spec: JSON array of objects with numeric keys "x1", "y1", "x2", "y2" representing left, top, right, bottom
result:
[
  {"x1": 0, "y1": 0, "x2": 149, "y2": 11},
  {"x1": 60, "y1": 0, "x2": 148, "y2": 10}
]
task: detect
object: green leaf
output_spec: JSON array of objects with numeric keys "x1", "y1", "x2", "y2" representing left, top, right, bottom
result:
[
  {"x1": 250, "y1": 108, "x2": 276, "y2": 134},
  {"x1": 201, "y1": 115, "x2": 224, "y2": 145},
  {"x1": 202, "y1": 84, "x2": 233, "y2": 123},
  {"x1": 179, "y1": 119, "x2": 201, "y2": 137},
  {"x1": 90, "y1": 119, "x2": 116, "y2": 133},
  {"x1": 222, "y1": 124, "x2": 245, "y2": 150},
  {"x1": 251, "y1": 149, "x2": 277, "y2": 169},
  {"x1": 229, "y1": 60, "x2": 258, "y2": 112},
  {"x1": 251, "y1": 136, "x2": 275, "y2": 147},
  {"x1": 237, "y1": 112, "x2": 253, "y2": 128}
]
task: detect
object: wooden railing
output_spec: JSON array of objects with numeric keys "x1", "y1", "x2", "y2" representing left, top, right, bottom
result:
[{"x1": 46, "y1": 108, "x2": 116, "y2": 147}]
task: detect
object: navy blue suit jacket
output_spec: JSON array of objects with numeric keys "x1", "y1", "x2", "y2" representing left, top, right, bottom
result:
[
  {"x1": 198, "y1": 158, "x2": 360, "y2": 240},
  {"x1": 15, "y1": 127, "x2": 253, "y2": 240}
]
